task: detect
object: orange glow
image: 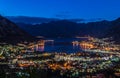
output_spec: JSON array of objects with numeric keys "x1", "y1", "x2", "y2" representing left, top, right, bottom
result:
[{"x1": 80, "y1": 42, "x2": 95, "y2": 49}]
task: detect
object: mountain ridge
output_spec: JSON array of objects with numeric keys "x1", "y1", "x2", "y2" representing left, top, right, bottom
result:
[
  {"x1": 6, "y1": 16, "x2": 120, "y2": 43},
  {"x1": 16, "y1": 19, "x2": 111, "y2": 37},
  {"x1": 6, "y1": 16, "x2": 106, "y2": 24}
]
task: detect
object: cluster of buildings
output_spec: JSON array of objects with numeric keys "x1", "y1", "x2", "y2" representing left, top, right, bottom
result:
[{"x1": 0, "y1": 37, "x2": 120, "y2": 78}]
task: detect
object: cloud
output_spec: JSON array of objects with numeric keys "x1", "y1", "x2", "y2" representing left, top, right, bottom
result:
[{"x1": 55, "y1": 11, "x2": 71, "y2": 18}]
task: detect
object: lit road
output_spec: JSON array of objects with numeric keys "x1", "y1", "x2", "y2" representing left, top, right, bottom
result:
[{"x1": 84, "y1": 49, "x2": 120, "y2": 56}]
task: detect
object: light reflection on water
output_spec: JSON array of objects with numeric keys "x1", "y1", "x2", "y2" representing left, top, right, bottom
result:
[{"x1": 37, "y1": 38, "x2": 85, "y2": 53}]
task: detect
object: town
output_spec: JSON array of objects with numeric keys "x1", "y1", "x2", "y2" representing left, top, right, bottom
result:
[{"x1": 0, "y1": 37, "x2": 120, "y2": 78}]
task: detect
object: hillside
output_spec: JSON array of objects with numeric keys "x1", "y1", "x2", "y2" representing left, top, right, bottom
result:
[
  {"x1": 16, "y1": 20, "x2": 111, "y2": 38},
  {"x1": 6, "y1": 16, "x2": 104, "y2": 24},
  {"x1": 106, "y1": 18, "x2": 120, "y2": 43},
  {"x1": 7, "y1": 16, "x2": 120, "y2": 43},
  {"x1": 6, "y1": 16, "x2": 59, "y2": 24},
  {"x1": 0, "y1": 15, "x2": 34, "y2": 43}
]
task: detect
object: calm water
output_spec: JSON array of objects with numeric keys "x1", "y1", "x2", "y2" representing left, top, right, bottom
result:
[{"x1": 37, "y1": 38, "x2": 86, "y2": 53}]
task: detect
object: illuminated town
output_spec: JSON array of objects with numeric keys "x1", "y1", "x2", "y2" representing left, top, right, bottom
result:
[
  {"x1": 0, "y1": 37, "x2": 120, "y2": 78},
  {"x1": 1, "y1": 0, "x2": 120, "y2": 78}
]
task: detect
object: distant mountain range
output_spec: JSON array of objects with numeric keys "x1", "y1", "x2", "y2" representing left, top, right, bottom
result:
[
  {"x1": 6, "y1": 16, "x2": 104, "y2": 24},
  {"x1": 15, "y1": 20, "x2": 110, "y2": 37},
  {"x1": 6, "y1": 16, "x2": 59, "y2": 24},
  {"x1": 0, "y1": 15, "x2": 34, "y2": 43},
  {"x1": 6, "y1": 16, "x2": 120, "y2": 44}
]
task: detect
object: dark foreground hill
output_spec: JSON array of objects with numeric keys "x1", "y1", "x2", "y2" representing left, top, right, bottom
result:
[
  {"x1": 106, "y1": 18, "x2": 120, "y2": 43},
  {"x1": 0, "y1": 15, "x2": 34, "y2": 43}
]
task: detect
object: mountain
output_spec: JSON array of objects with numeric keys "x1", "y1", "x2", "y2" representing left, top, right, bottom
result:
[
  {"x1": 16, "y1": 20, "x2": 80, "y2": 37},
  {"x1": 6, "y1": 16, "x2": 86, "y2": 24},
  {"x1": 106, "y1": 18, "x2": 120, "y2": 43},
  {"x1": 16, "y1": 20, "x2": 111, "y2": 38},
  {"x1": 6, "y1": 16, "x2": 60, "y2": 24},
  {"x1": 6, "y1": 16, "x2": 120, "y2": 43},
  {"x1": 0, "y1": 15, "x2": 34, "y2": 43}
]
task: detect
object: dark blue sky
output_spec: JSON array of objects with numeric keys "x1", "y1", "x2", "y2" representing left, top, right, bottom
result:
[{"x1": 0, "y1": 0, "x2": 120, "y2": 20}]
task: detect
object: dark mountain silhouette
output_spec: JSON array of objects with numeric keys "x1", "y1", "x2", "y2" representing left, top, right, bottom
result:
[
  {"x1": 6, "y1": 16, "x2": 120, "y2": 43},
  {"x1": 6, "y1": 16, "x2": 60, "y2": 24},
  {"x1": 16, "y1": 20, "x2": 111, "y2": 38},
  {"x1": 16, "y1": 20, "x2": 80, "y2": 37},
  {"x1": 6, "y1": 16, "x2": 86, "y2": 24},
  {"x1": 106, "y1": 18, "x2": 120, "y2": 43},
  {"x1": 0, "y1": 15, "x2": 34, "y2": 43}
]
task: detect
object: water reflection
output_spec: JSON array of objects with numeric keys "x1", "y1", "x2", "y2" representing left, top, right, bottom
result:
[
  {"x1": 37, "y1": 45, "x2": 45, "y2": 52},
  {"x1": 35, "y1": 38, "x2": 83, "y2": 53}
]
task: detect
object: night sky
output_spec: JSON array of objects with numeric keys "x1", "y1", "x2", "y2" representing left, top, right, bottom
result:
[{"x1": 0, "y1": 0, "x2": 120, "y2": 20}]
